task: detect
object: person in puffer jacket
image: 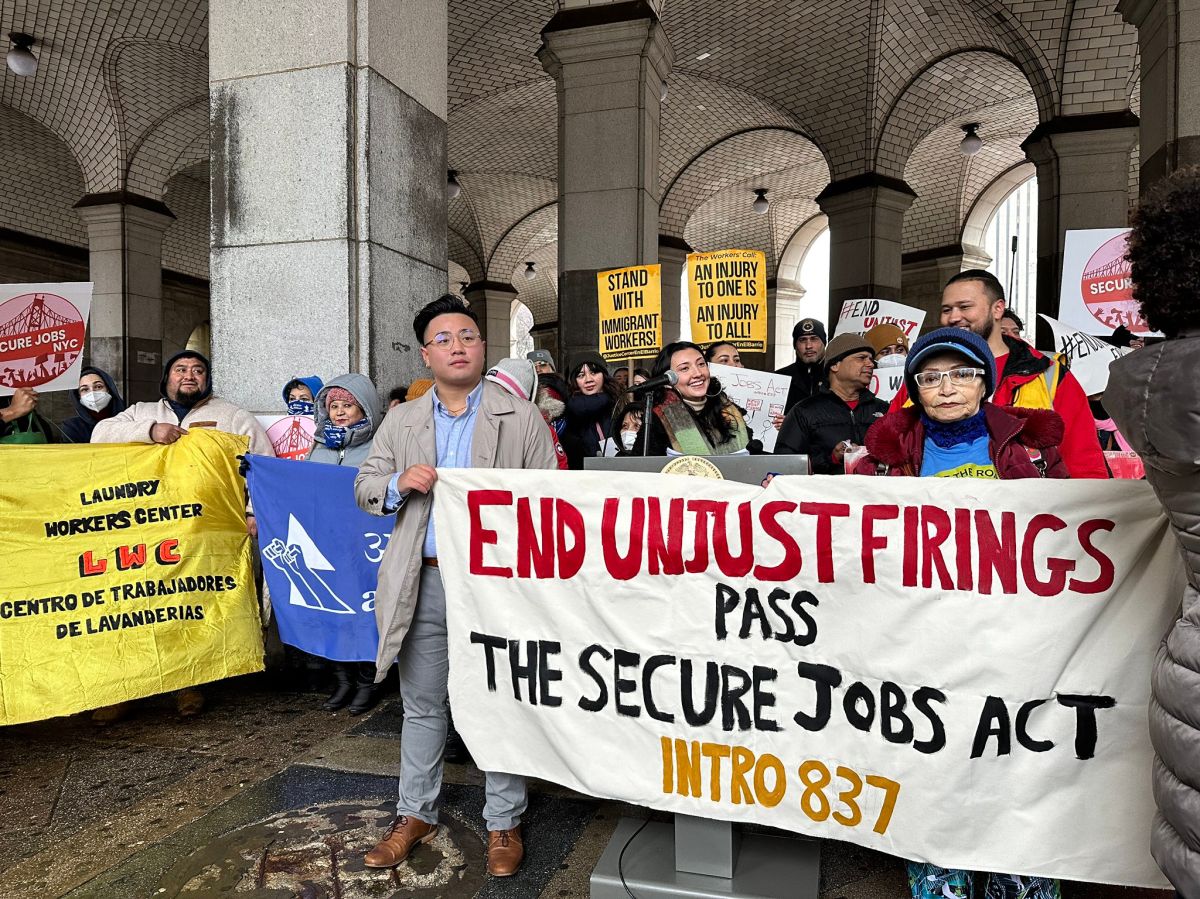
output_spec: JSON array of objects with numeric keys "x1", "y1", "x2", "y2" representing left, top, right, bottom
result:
[
  {"x1": 1104, "y1": 168, "x2": 1200, "y2": 898},
  {"x1": 306, "y1": 373, "x2": 385, "y2": 714}
]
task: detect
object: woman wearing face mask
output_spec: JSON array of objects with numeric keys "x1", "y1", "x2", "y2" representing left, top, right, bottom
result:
[
  {"x1": 283, "y1": 376, "x2": 323, "y2": 417},
  {"x1": 611, "y1": 368, "x2": 651, "y2": 453},
  {"x1": 630, "y1": 342, "x2": 749, "y2": 456},
  {"x1": 562, "y1": 353, "x2": 620, "y2": 468},
  {"x1": 306, "y1": 374, "x2": 386, "y2": 714},
  {"x1": 60, "y1": 367, "x2": 126, "y2": 443}
]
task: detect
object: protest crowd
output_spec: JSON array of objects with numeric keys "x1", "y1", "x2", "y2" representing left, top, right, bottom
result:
[{"x1": 1, "y1": 165, "x2": 1198, "y2": 897}]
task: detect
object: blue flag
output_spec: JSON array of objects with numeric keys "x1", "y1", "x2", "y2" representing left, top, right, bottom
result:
[{"x1": 246, "y1": 456, "x2": 386, "y2": 662}]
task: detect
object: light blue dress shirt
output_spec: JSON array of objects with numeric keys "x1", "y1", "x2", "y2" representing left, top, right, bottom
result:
[{"x1": 384, "y1": 382, "x2": 483, "y2": 558}]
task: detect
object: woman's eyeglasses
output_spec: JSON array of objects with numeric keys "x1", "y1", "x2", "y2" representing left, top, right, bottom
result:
[{"x1": 913, "y1": 367, "x2": 985, "y2": 390}]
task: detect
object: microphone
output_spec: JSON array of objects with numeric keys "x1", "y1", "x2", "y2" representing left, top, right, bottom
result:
[{"x1": 626, "y1": 370, "x2": 679, "y2": 394}]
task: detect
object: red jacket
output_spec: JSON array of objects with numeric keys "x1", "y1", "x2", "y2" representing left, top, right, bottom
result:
[
  {"x1": 852, "y1": 403, "x2": 1070, "y2": 479},
  {"x1": 888, "y1": 337, "x2": 1107, "y2": 479}
]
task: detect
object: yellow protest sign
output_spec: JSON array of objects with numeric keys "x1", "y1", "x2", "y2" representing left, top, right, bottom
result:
[
  {"x1": 597, "y1": 264, "x2": 662, "y2": 363},
  {"x1": 687, "y1": 249, "x2": 767, "y2": 350},
  {"x1": 0, "y1": 430, "x2": 264, "y2": 724}
]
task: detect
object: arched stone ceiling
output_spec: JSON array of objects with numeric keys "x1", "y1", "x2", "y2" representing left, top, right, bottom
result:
[
  {"x1": 0, "y1": 0, "x2": 208, "y2": 195},
  {"x1": 0, "y1": 102, "x2": 87, "y2": 246},
  {"x1": 901, "y1": 92, "x2": 1037, "y2": 254},
  {"x1": 488, "y1": 202, "x2": 556, "y2": 284},
  {"x1": 1060, "y1": 0, "x2": 1139, "y2": 116},
  {"x1": 449, "y1": 0, "x2": 555, "y2": 109},
  {"x1": 449, "y1": 79, "x2": 557, "y2": 179},
  {"x1": 162, "y1": 162, "x2": 209, "y2": 279},
  {"x1": 661, "y1": 129, "x2": 827, "y2": 240},
  {"x1": 875, "y1": 50, "x2": 1033, "y2": 179},
  {"x1": 510, "y1": 240, "x2": 558, "y2": 325}
]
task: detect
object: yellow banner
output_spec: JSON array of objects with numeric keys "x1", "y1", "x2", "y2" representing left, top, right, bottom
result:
[
  {"x1": 597, "y1": 264, "x2": 662, "y2": 363},
  {"x1": 687, "y1": 249, "x2": 767, "y2": 351},
  {"x1": 0, "y1": 430, "x2": 264, "y2": 724}
]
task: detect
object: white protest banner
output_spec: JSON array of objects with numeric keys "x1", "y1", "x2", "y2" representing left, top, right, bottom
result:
[
  {"x1": 0, "y1": 282, "x2": 93, "y2": 396},
  {"x1": 1058, "y1": 229, "x2": 1160, "y2": 337},
  {"x1": 1038, "y1": 314, "x2": 1130, "y2": 397},
  {"x1": 835, "y1": 298, "x2": 924, "y2": 339},
  {"x1": 436, "y1": 471, "x2": 1179, "y2": 887},
  {"x1": 707, "y1": 363, "x2": 789, "y2": 452}
]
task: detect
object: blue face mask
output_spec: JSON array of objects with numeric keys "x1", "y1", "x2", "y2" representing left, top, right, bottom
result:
[
  {"x1": 321, "y1": 417, "x2": 369, "y2": 449},
  {"x1": 287, "y1": 399, "x2": 315, "y2": 416}
]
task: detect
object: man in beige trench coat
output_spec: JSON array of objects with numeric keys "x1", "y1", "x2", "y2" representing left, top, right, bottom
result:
[{"x1": 355, "y1": 294, "x2": 557, "y2": 877}]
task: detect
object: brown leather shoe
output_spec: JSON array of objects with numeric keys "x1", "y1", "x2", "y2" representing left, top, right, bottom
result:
[
  {"x1": 363, "y1": 815, "x2": 438, "y2": 868},
  {"x1": 486, "y1": 826, "x2": 524, "y2": 877}
]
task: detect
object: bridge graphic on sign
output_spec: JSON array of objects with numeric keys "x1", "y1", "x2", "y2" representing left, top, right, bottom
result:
[
  {"x1": 0, "y1": 292, "x2": 87, "y2": 389},
  {"x1": 262, "y1": 515, "x2": 354, "y2": 614}
]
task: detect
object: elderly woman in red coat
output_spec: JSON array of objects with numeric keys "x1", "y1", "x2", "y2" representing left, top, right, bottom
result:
[{"x1": 853, "y1": 326, "x2": 1068, "y2": 899}]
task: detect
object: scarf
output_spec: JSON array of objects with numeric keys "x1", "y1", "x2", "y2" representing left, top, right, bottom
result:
[
  {"x1": 655, "y1": 391, "x2": 749, "y2": 456},
  {"x1": 921, "y1": 409, "x2": 987, "y2": 448},
  {"x1": 321, "y1": 418, "x2": 370, "y2": 449}
]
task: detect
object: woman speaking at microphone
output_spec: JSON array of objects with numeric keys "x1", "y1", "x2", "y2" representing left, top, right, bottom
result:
[{"x1": 629, "y1": 341, "x2": 750, "y2": 456}]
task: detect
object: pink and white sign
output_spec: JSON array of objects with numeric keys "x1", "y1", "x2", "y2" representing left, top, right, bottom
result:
[
  {"x1": 0, "y1": 283, "x2": 93, "y2": 396},
  {"x1": 1059, "y1": 230, "x2": 1159, "y2": 337}
]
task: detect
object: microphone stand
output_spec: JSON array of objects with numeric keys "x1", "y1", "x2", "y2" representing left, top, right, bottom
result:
[{"x1": 642, "y1": 388, "x2": 653, "y2": 457}]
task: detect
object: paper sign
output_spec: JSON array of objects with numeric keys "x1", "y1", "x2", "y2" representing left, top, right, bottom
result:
[
  {"x1": 597, "y1": 265, "x2": 662, "y2": 363},
  {"x1": 1058, "y1": 229, "x2": 1159, "y2": 337},
  {"x1": 687, "y1": 249, "x2": 767, "y2": 351},
  {"x1": 0, "y1": 282, "x2": 93, "y2": 396},
  {"x1": 257, "y1": 414, "x2": 317, "y2": 461},
  {"x1": 835, "y1": 298, "x2": 925, "y2": 339},
  {"x1": 707, "y1": 363, "x2": 789, "y2": 452},
  {"x1": 867, "y1": 366, "x2": 906, "y2": 403},
  {"x1": 1039, "y1": 314, "x2": 1130, "y2": 396}
]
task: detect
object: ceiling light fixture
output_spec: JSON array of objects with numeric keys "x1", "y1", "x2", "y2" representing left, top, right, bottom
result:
[
  {"x1": 660, "y1": 79, "x2": 669, "y2": 102},
  {"x1": 523, "y1": 261, "x2": 537, "y2": 281},
  {"x1": 752, "y1": 188, "x2": 769, "y2": 215},
  {"x1": 959, "y1": 123, "x2": 983, "y2": 156},
  {"x1": 447, "y1": 169, "x2": 461, "y2": 200},
  {"x1": 459, "y1": 281, "x2": 469, "y2": 294},
  {"x1": 6, "y1": 32, "x2": 37, "y2": 77}
]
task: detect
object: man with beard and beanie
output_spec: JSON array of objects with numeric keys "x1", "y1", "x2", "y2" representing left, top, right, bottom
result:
[
  {"x1": 776, "y1": 317, "x2": 827, "y2": 414},
  {"x1": 89, "y1": 350, "x2": 274, "y2": 722},
  {"x1": 889, "y1": 270, "x2": 1106, "y2": 479},
  {"x1": 355, "y1": 295, "x2": 556, "y2": 878},
  {"x1": 776, "y1": 332, "x2": 888, "y2": 472}
]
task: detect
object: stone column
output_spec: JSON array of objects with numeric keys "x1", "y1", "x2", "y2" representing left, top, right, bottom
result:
[
  {"x1": 75, "y1": 193, "x2": 175, "y2": 403},
  {"x1": 538, "y1": 1, "x2": 673, "y2": 369},
  {"x1": 815, "y1": 174, "x2": 916, "y2": 328},
  {"x1": 464, "y1": 281, "x2": 519, "y2": 368},
  {"x1": 209, "y1": 0, "x2": 447, "y2": 411},
  {"x1": 901, "y1": 244, "x2": 992, "y2": 324},
  {"x1": 1022, "y1": 113, "x2": 1138, "y2": 325},
  {"x1": 658, "y1": 237, "x2": 688, "y2": 346},
  {"x1": 767, "y1": 281, "x2": 805, "y2": 369},
  {"x1": 1119, "y1": 0, "x2": 1200, "y2": 185}
]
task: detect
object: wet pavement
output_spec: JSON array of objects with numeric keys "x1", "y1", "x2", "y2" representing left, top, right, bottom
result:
[{"x1": 0, "y1": 675, "x2": 1174, "y2": 899}]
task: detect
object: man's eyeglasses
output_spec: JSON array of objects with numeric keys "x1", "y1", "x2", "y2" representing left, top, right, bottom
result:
[
  {"x1": 424, "y1": 329, "x2": 482, "y2": 349},
  {"x1": 913, "y1": 367, "x2": 985, "y2": 390}
]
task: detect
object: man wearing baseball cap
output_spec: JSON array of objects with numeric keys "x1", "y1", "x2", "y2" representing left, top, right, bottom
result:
[
  {"x1": 526, "y1": 349, "x2": 555, "y2": 374},
  {"x1": 776, "y1": 317, "x2": 828, "y2": 414},
  {"x1": 775, "y1": 332, "x2": 888, "y2": 472}
]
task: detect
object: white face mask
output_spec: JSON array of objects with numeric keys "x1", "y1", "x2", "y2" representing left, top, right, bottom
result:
[
  {"x1": 621, "y1": 430, "x2": 639, "y2": 450},
  {"x1": 875, "y1": 353, "x2": 906, "y2": 368},
  {"x1": 80, "y1": 390, "x2": 112, "y2": 412}
]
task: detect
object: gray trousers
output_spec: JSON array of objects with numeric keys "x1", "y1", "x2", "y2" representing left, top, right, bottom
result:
[{"x1": 396, "y1": 566, "x2": 527, "y2": 831}]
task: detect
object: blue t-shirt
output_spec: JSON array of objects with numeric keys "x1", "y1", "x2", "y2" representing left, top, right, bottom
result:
[{"x1": 919, "y1": 431, "x2": 998, "y2": 479}]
